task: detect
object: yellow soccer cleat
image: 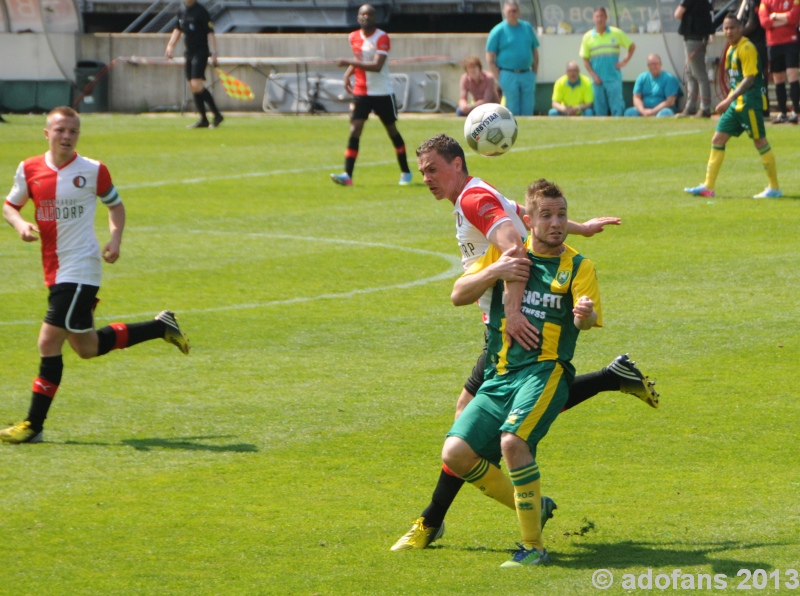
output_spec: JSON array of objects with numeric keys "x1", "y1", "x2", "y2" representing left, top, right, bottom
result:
[
  {"x1": 0, "y1": 420, "x2": 43, "y2": 444},
  {"x1": 390, "y1": 517, "x2": 445, "y2": 551},
  {"x1": 156, "y1": 310, "x2": 190, "y2": 355}
]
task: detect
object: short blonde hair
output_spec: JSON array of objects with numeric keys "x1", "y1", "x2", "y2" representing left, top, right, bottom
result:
[{"x1": 46, "y1": 106, "x2": 80, "y2": 128}]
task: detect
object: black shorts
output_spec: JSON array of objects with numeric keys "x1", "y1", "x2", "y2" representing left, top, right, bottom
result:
[
  {"x1": 351, "y1": 94, "x2": 398, "y2": 125},
  {"x1": 768, "y1": 41, "x2": 800, "y2": 72},
  {"x1": 44, "y1": 283, "x2": 99, "y2": 333},
  {"x1": 185, "y1": 53, "x2": 209, "y2": 81},
  {"x1": 463, "y1": 349, "x2": 487, "y2": 396}
]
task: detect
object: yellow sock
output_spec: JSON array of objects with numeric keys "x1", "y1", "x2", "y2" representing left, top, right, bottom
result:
[
  {"x1": 510, "y1": 464, "x2": 543, "y2": 550},
  {"x1": 703, "y1": 145, "x2": 725, "y2": 190},
  {"x1": 759, "y1": 143, "x2": 779, "y2": 189},
  {"x1": 462, "y1": 458, "x2": 515, "y2": 510}
]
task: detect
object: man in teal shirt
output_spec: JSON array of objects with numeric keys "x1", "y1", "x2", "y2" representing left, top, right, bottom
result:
[
  {"x1": 580, "y1": 7, "x2": 636, "y2": 116},
  {"x1": 486, "y1": 0, "x2": 539, "y2": 116},
  {"x1": 624, "y1": 53, "x2": 680, "y2": 117}
]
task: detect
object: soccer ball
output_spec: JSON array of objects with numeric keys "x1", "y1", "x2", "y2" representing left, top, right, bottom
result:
[{"x1": 463, "y1": 103, "x2": 518, "y2": 157}]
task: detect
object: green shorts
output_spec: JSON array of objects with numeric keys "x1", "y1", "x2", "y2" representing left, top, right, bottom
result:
[
  {"x1": 447, "y1": 360, "x2": 570, "y2": 465},
  {"x1": 716, "y1": 104, "x2": 766, "y2": 140}
]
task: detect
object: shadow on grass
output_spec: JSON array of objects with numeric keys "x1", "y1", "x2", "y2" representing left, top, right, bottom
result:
[
  {"x1": 550, "y1": 540, "x2": 785, "y2": 575},
  {"x1": 438, "y1": 540, "x2": 787, "y2": 573},
  {"x1": 63, "y1": 435, "x2": 258, "y2": 453}
]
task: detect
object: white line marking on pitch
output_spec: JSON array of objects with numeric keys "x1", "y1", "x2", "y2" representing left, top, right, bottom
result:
[
  {"x1": 118, "y1": 130, "x2": 702, "y2": 190},
  {"x1": 0, "y1": 233, "x2": 462, "y2": 326}
]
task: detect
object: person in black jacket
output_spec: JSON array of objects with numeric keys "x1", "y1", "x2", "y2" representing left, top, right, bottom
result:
[
  {"x1": 675, "y1": 0, "x2": 716, "y2": 117},
  {"x1": 165, "y1": 0, "x2": 224, "y2": 128}
]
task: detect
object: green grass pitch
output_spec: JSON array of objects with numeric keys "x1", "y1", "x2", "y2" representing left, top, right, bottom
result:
[{"x1": 0, "y1": 112, "x2": 798, "y2": 594}]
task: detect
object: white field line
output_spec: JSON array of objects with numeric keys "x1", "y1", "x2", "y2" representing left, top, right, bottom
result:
[
  {"x1": 118, "y1": 129, "x2": 703, "y2": 191},
  {"x1": 0, "y1": 233, "x2": 463, "y2": 326}
]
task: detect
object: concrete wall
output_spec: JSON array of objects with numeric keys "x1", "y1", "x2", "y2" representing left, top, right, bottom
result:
[
  {"x1": 77, "y1": 33, "x2": 483, "y2": 113},
  {"x1": 0, "y1": 33, "x2": 77, "y2": 79},
  {"x1": 69, "y1": 31, "x2": 722, "y2": 113}
]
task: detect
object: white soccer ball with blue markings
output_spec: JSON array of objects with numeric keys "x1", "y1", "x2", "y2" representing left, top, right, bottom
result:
[{"x1": 463, "y1": 103, "x2": 518, "y2": 157}]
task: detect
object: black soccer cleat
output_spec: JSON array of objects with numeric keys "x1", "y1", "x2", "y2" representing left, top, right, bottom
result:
[
  {"x1": 187, "y1": 119, "x2": 210, "y2": 129},
  {"x1": 607, "y1": 354, "x2": 659, "y2": 408},
  {"x1": 155, "y1": 310, "x2": 190, "y2": 355}
]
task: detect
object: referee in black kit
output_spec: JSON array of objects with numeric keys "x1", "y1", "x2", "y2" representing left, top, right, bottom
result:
[{"x1": 165, "y1": 0, "x2": 224, "y2": 128}]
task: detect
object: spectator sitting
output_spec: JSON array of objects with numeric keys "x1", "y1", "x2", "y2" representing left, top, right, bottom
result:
[
  {"x1": 624, "y1": 54, "x2": 680, "y2": 117},
  {"x1": 549, "y1": 61, "x2": 595, "y2": 116},
  {"x1": 457, "y1": 56, "x2": 501, "y2": 116}
]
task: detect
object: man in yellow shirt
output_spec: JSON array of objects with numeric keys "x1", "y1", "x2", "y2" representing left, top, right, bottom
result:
[{"x1": 549, "y1": 61, "x2": 595, "y2": 116}]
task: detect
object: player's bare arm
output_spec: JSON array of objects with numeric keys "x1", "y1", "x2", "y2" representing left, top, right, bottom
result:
[
  {"x1": 165, "y1": 28, "x2": 181, "y2": 59},
  {"x1": 519, "y1": 204, "x2": 620, "y2": 237},
  {"x1": 716, "y1": 75, "x2": 754, "y2": 113},
  {"x1": 342, "y1": 65, "x2": 355, "y2": 93},
  {"x1": 103, "y1": 202, "x2": 125, "y2": 264},
  {"x1": 568, "y1": 216, "x2": 621, "y2": 236},
  {"x1": 208, "y1": 31, "x2": 218, "y2": 66},
  {"x1": 337, "y1": 52, "x2": 387, "y2": 73},
  {"x1": 487, "y1": 221, "x2": 540, "y2": 350},
  {"x1": 3, "y1": 202, "x2": 39, "y2": 242},
  {"x1": 451, "y1": 246, "x2": 530, "y2": 306}
]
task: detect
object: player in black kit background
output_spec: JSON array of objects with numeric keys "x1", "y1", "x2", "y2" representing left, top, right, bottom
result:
[{"x1": 165, "y1": 0, "x2": 224, "y2": 128}]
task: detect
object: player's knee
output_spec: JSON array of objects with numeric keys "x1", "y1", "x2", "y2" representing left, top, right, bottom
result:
[
  {"x1": 73, "y1": 345, "x2": 96, "y2": 359},
  {"x1": 441, "y1": 437, "x2": 475, "y2": 477},
  {"x1": 68, "y1": 334, "x2": 99, "y2": 359},
  {"x1": 349, "y1": 120, "x2": 365, "y2": 136},
  {"x1": 500, "y1": 432, "x2": 530, "y2": 462}
]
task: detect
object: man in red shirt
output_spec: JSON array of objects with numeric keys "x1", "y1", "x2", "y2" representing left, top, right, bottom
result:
[
  {"x1": 759, "y1": 0, "x2": 800, "y2": 122},
  {"x1": 1, "y1": 107, "x2": 190, "y2": 444},
  {"x1": 330, "y1": 4, "x2": 412, "y2": 187}
]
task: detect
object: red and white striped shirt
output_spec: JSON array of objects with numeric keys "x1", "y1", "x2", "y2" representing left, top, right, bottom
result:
[
  {"x1": 5, "y1": 152, "x2": 121, "y2": 287},
  {"x1": 349, "y1": 27, "x2": 392, "y2": 96}
]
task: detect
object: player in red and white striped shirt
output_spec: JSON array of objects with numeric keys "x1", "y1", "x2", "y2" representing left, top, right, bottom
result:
[
  {"x1": 1, "y1": 107, "x2": 191, "y2": 444},
  {"x1": 330, "y1": 4, "x2": 413, "y2": 187}
]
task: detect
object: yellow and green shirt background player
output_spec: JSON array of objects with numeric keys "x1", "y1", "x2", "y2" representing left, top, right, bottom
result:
[
  {"x1": 725, "y1": 35, "x2": 768, "y2": 112},
  {"x1": 464, "y1": 236, "x2": 602, "y2": 379}
]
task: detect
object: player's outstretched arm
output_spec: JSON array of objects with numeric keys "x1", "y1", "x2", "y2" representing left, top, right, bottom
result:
[
  {"x1": 337, "y1": 52, "x2": 387, "y2": 73},
  {"x1": 3, "y1": 202, "x2": 39, "y2": 242},
  {"x1": 568, "y1": 217, "x2": 621, "y2": 237}
]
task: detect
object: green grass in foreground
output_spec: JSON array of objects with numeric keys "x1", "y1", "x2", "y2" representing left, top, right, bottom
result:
[{"x1": 0, "y1": 113, "x2": 798, "y2": 595}]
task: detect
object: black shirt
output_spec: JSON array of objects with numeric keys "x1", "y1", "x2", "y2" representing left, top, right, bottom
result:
[
  {"x1": 176, "y1": 1, "x2": 213, "y2": 56},
  {"x1": 678, "y1": 0, "x2": 715, "y2": 39}
]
